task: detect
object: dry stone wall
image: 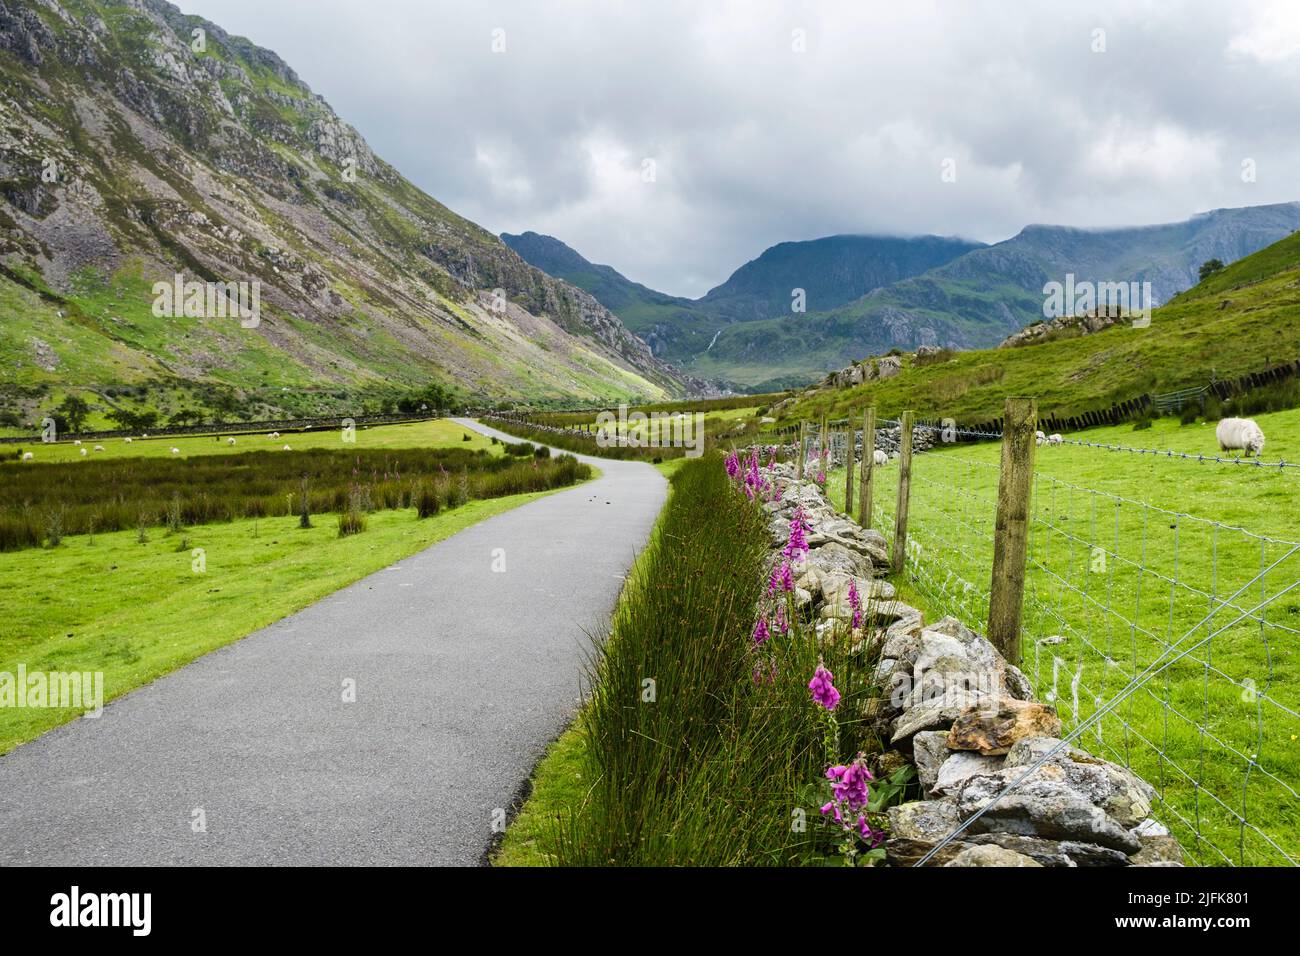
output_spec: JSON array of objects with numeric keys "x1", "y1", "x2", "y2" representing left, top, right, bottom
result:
[{"x1": 757, "y1": 457, "x2": 1183, "y2": 867}]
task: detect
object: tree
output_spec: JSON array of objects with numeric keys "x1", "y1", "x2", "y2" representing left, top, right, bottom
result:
[
  {"x1": 1199, "y1": 259, "x2": 1225, "y2": 282},
  {"x1": 54, "y1": 394, "x2": 91, "y2": 433}
]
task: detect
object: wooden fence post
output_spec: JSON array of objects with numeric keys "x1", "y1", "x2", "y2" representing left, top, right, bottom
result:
[
  {"x1": 796, "y1": 421, "x2": 807, "y2": 480},
  {"x1": 859, "y1": 406, "x2": 876, "y2": 529},
  {"x1": 819, "y1": 413, "x2": 829, "y2": 474},
  {"x1": 844, "y1": 416, "x2": 856, "y2": 519},
  {"x1": 892, "y1": 410, "x2": 914, "y2": 573},
  {"x1": 987, "y1": 397, "x2": 1037, "y2": 666}
]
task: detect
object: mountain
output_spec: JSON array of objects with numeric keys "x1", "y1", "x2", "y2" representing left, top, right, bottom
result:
[
  {"x1": 776, "y1": 227, "x2": 1300, "y2": 427},
  {"x1": 501, "y1": 231, "x2": 983, "y2": 383},
  {"x1": 695, "y1": 203, "x2": 1300, "y2": 389},
  {"x1": 500, "y1": 231, "x2": 719, "y2": 364},
  {"x1": 695, "y1": 234, "x2": 986, "y2": 321},
  {"x1": 0, "y1": 0, "x2": 698, "y2": 429}
]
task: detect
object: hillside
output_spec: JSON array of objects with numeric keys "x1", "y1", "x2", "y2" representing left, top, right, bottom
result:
[
  {"x1": 774, "y1": 228, "x2": 1300, "y2": 427},
  {"x1": 695, "y1": 203, "x2": 1300, "y2": 388},
  {"x1": 0, "y1": 0, "x2": 697, "y2": 429},
  {"x1": 500, "y1": 231, "x2": 719, "y2": 364}
]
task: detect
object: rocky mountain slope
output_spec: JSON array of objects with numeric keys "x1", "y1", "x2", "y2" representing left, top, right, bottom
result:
[
  {"x1": 0, "y1": 0, "x2": 698, "y2": 426},
  {"x1": 693, "y1": 203, "x2": 1300, "y2": 389}
]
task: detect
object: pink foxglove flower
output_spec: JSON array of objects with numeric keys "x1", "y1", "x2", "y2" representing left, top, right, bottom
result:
[{"x1": 809, "y1": 664, "x2": 840, "y2": 711}]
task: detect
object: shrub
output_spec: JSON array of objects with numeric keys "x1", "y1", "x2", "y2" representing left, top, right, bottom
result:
[
  {"x1": 533, "y1": 444, "x2": 550, "y2": 460},
  {"x1": 1179, "y1": 404, "x2": 1201, "y2": 426},
  {"x1": 504, "y1": 441, "x2": 536, "y2": 457}
]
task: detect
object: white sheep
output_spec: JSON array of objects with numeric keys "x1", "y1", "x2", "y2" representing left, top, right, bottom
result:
[
  {"x1": 94, "y1": 445, "x2": 105, "y2": 452},
  {"x1": 170, "y1": 447, "x2": 180, "y2": 455},
  {"x1": 1216, "y1": 417, "x2": 1266, "y2": 458},
  {"x1": 269, "y1": 432, "x2": 281, "y2": 440},
  {"x1": 1035, "y1": 430, "x2": 1046, "y2": 446},
  {"x1": 227, "y1": 437, "x2": 237, "y2": 445},
  {"x1": 1047, "y1": 433, "x2": 1064, "y2": 445},
  {"x1": 21, "y1": 451, "x2": 33, "y2": 461},
  {"x1": 282, "y1": 444, "x2": 292, "y2": 451},
  {"x1": 124, "y1": 437, "x2": 132, "y2": 443},
  {"x1": 141, "y1": 434, "x2": 149, "y2": 439},
  {"x1": 872, "y1": 449, "x2": 889, "y2": 467},
  {"x1": 79, "y1": 448, "x2": 87, "y2": 457},
  {"x1": 74, "y1": 440, "x2": 82, "y2": 446}
]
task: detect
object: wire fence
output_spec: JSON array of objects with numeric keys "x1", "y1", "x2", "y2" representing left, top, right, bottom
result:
[{"x1": 805, "y1": 416, "x2": 1300, "y2": 866}]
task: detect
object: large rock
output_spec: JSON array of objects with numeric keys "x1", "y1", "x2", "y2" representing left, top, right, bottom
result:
[
  {"x1": 884, "y1": 799, "x2": 968, "y2": 865},
  {"x1": 911, "y1": 731, "x2": 951, "y2": 791},
  {"x1": 967, "y1": 833, "x2": 1129, "y2": 867},
  {"x1": 891, "y1": 688, "x2": 988, "y2": 744},
  {"x1": 944, "y1": 845, "x2": 1043, "y2": 867},
  {"x1": 934, "y1": 751, "x2": 1004, "y2": 796},
  {"x1": 804, "y1": 542, "x2": 872, "y2": 579},
  {"x1": 946, "y1": 699, "x2": 1062, "y2": 755},
  {"x1": 955, "y1": 768, "x2": 1142, "y2": 853},
  {"x1": 1003, "y1": 737, "x2": 1155, "y2": 827}
]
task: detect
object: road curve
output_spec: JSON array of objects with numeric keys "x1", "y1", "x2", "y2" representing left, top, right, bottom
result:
[{"x1": 0, "y1": 419, "x2": 666, "y2": 866}]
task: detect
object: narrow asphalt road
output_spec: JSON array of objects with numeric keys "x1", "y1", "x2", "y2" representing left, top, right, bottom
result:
[{"x1": 0, "y1": 419, "x2": 666, "y2": 865}]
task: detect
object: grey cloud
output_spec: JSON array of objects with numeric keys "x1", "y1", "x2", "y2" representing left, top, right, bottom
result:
[{"x1": 178, "y1": 0, "x2": 1300, "y2": 296}]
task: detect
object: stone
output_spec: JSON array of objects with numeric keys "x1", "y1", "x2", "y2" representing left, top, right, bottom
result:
[
  {"x1": 887, "y1": 799, "x2": 961, "y2": 843},
  {"x1": 886, "y1": 838, "x2": 972, "y2": 867},
  {"x1": 804, "y1": 542, "x2": 872, "y2": 579},
  {"x1": 934, "y1": 751, "x2": 1004, "y2": 795},
  {"x1": 1004, "y1": 663, "x2": 1034, "y2": 700},
  {"x1": 967, "y1": 833, "x2": 1129, "y2": 867},
  {"x1": 1130, "y1": 835, "x2": 1184, "y2": 866},
  {"x1": 1038, "y1": 635, "x2": 1067, "y2": 646},
  {"x1": 955, "y1": 769, "x2": 1142, "y2": 854},
  {"x1": 1003, "y1": 737, "x2": 1155, "y2": 827},
  {"x1": 946, "y1": 699, "x2": 1063, "y2": 755},
  {"x1": 944, "y1": 845, "x2": 1043, "y2": 867},
  {"x1": 1132, "y1": 818, "x2": 1169, "y2": 838},
  {"x1": 911, "y1": 731, "x2": 950, "y2": 790},
  {"x1": 891, "y1": 688, "x2": 988, "y2": 744}
]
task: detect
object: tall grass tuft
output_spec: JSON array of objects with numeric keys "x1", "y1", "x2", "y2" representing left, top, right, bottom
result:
[{"x1": 555, "y1": 456, "x2": 886, "y2": 865}]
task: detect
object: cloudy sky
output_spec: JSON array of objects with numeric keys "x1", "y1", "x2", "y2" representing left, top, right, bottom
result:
[{"x1": 181, "y1": 0, "x2": 1300, "y2": 297}]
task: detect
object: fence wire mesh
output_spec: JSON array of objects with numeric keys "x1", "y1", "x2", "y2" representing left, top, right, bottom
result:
[{"x1": 810, "y1": 422, "x2": 1300, "y2": 866}]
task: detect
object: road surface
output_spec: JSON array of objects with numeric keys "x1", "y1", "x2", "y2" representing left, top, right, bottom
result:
[{"x1": 0, "y1": 419, "x2": 666, "y2": 865}]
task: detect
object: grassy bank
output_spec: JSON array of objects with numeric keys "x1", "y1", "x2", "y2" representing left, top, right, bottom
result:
[{"x1": 500, "y1": 455, "x2": 902, "y2": 866}]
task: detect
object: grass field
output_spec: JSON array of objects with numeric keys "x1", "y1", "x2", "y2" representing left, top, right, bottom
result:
[
  {"x1": 4, "y1": 418, "x2": 494, "y2": 464},
  {"x1": 820, "y1": 407, "x2": 1300, "y2": 865}
]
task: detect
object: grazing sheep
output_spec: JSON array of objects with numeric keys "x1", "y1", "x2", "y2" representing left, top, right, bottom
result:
[
  {"x1": 74, "y1": 440, "x2": 82, "y2": 446},
  {"x1": 872, "y1": 449, "x2": 889, "y2": 467},
  {"x1": 227, "y1": 437, "x2": 236, "y2": 446},
  {"x1": 94, "y1": 445, "x2": 105, "y2": 452},
  {"x1": 79, "y1": 448, "x2": 87, "y2": 457},
  {"x1": 282, "y1": 444, "x2": 292, "y2": 451},
  {"x1": 1216, "y1": 417, "x2": 1266, "y2": 458},
  {"x1": 21, "y1": 451, "x2": 33, "y2": 461},
  {"x1": 141, "y1": 434, "x2": 149, "y2": 439},
  {"x1": 170, "y1": 447, "x2": 180, "y2": 455},
  {"x1": 269, "y1": 431, "x2": 280, "y2": 440},
  {"x1": 1047, "y1": 433, "x2": 1064, "y2": 445},
  {"x1": 124, "y1": 437, "x2": 132, "y2": 443},
  {"x1": 1035, "y1": 430, "x2": 1045, "y2": 446}
]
